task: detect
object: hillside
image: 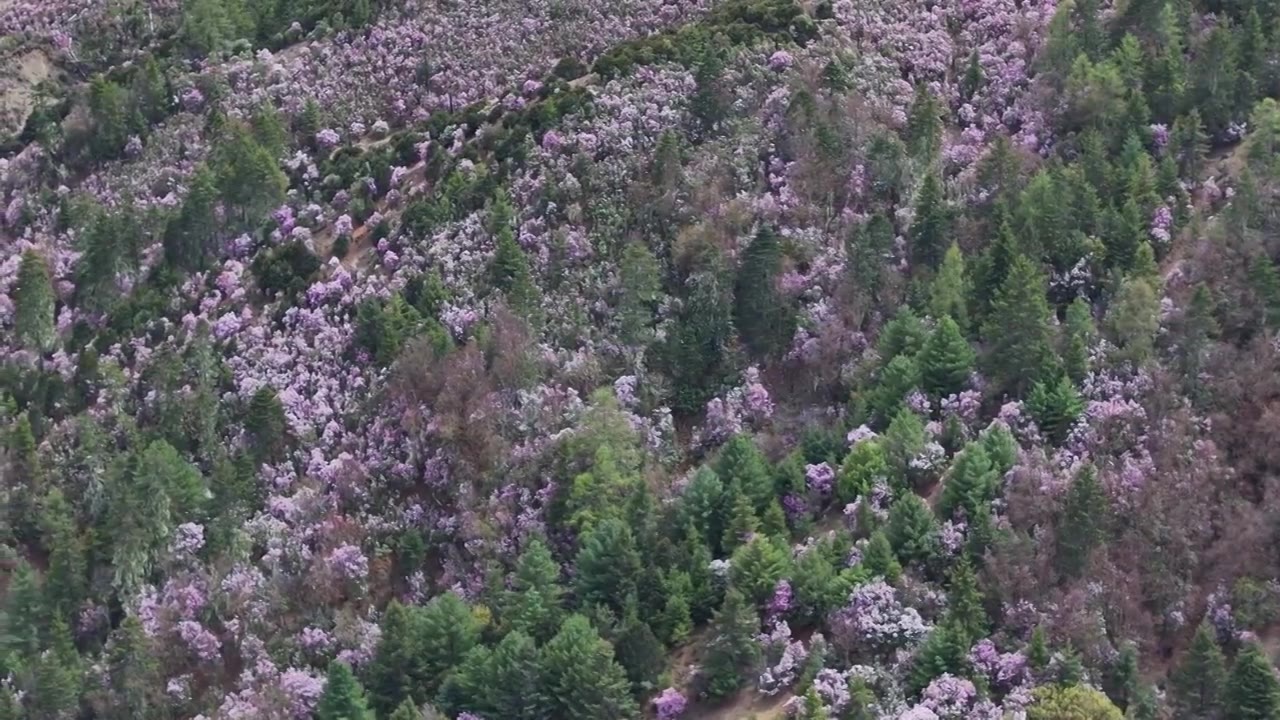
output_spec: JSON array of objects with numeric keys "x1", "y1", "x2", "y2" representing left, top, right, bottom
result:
[{"x1": 4, "y1": 0, "x2": 1280, "y2": 719}]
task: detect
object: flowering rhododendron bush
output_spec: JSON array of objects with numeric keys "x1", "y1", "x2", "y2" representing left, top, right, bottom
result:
[{"x1": 6, "y1": 0, "x2": 1280, "y2": 717}]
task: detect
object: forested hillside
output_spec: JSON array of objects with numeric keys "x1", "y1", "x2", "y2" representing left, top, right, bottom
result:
[{"x1": 4, "y1": 0, "x2": 1280, "y2": 718}]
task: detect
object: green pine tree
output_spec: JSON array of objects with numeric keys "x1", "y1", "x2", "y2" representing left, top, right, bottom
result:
[
  {"x1": 575, "y1": 518, "x2": 643, "y2": 616},
  {"x1": 617, "y1": 242, "x2": 662, "y2": 346},
  {"x1": 887, "y1": 493, "x2": 938, "y2": 567},
  {"x1": 910, "y1": 173, "x2": 950, "y2": 271},
  {"x1": 733, "y1": 226, "x2": 796, "y2": 359},
  {"x1": 1169, "y1": 623, "x2": 1226, "y2": 720},
  {"x1": 862, "y1": 530, "x2": 902, "y2": 583},
  {"x1": 503, "y1": 538, "x2": 565, "y2": 642},
  {"x1": 1056, "y1": 466, "x2": 1108, "y2": 578},
  {"x1": 667, "y1": 270, "x2": 735, "y2": 414},
  {"x1": 1026, "y1": 374, "x2": 1084, "y2": 445},
  {"x1": 920, "y1": 315, "x2": 975, "y2": 398},
  {"x1": 104, "y1": 615, "x2": 162, "y2": 720},
  {"x1": 910, "y1": 621, "x2": 967, "y2": 695},
  {"x1": 939, "y1": 442, "x2": 997, "y2": 521},
  {"x1": 721, "y1": 488, "x2": 759, "y2": 553},
  {"x1": 982, "y1": 255, "x2": 1055, "y2": 396},
  {"x1": 613, "y1": 599, "x2": 665, "y2": 696},
  {"x1": 1062, "y1": 297, "x2": 1096, "y2": 384},
  {"x1": 368, "y1": 601, "x2": 423, "y2": 713},
  {"x1": 702, "y1": 587, "x2": 762, "y2": 699},
  {"x1": 482, "y1": 630, "x2": 544, "y2": 720},
  {"x1": 245, "y1": 386, "x2": 288, "y2": 463},
  {"x1": 947, "y1": 557, "x2": 988, "y2": 643},
  {"x1": 540, "y1": 615, "x2": 639, "y2": 720},
  {"x1": 730, "y1": 535, "x2": 789, "y2": 604},
  {"x1": 1225, "y1": 643, "x2": 1280, "y2": 720},
  {"x1": 39, "y1": 489, "x2": 86, "y2": 623},
  {"x1": 929, "y1": 244, "x2": 970, "y2": 330},
  {"x1": 163, "y1": 165, "x2": 221, "y2": 272},
  {"x1": 316, "y1": 661, "x2": 375, "y2": 720},
  {"x1": 905, "y1": 85, "x2": 944, "y2": 160},
  {"x1": 715, "y1": 435, "x2": 774, "y2": 510},
  {"x1": 13, "y1": 250, "x2": 56, "y2": 352}
]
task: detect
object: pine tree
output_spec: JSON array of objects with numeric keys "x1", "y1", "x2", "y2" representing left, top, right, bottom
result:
[
  {"x1": 1190, "y1": 24, "x2": 1244, "y2": 137},
  {"x1": 939, "y1": 443, "x2": 997, "y2": 521},
  {"x1": 680, "y1": 519, "x2": 718, "y2": 622},
  {"x1": 798, "y1": 687, "x2": 830, "y2": 720},
  {"x1": 29, "y1": 617, "x2": 80, "y2": 720},
  {"x1": 1106, "y1": 277, "x2": 1160, "y2": 365},
  {"x1": 132, "y1": 55, "x2": 169, "y2": 124},
  {"x1": 1179, "y1": 284, "x2": 1218, "y2": 400},
  {"x1": 540, "y1": 615, "x2": 639, "y2": 720},
  {"x1": 791, "y1": 545, "x2": 842, "y2": 623},
  {"x1": 1056, "y1": 465, "x2": 1108, "y2": 578},
  {"x1": 1106, "y1": 641, "x2": 1140, "y2": 711},
  {"x1": 836, "y1": 440, "x2": 889, "y2": 505},
  {"x1": 929, "y1": 245, "x2": 970, "y2": 330},
  {"x1": 947, "y1": 557, "x2": 988, "y2": 643},
  {"x1": 887, "y1": 493, "x2": 938, "y2": 567},
  {"x1": 1170, "y1": 623, "x2": 1226, "y2": 720},
  {"x1": 88, "y1": 75, "x2": 136, "y2": 159},
  {"x1": 389, "y1": 700, "x2": 427, "y2": 720},
  {"x1": 1062, "y1": 297, "x2": 1096, "y2": 384},
  {"x1": 733, "y1": 226, "x2": 796, "y2": 359},
  {"x1": 982, "y1": 255, "x2": 1055, "y2": 396},
  {"x1": 106, "y1": 448, "x2": 173, "y2": 598},
  {"x1": 910, "y1": 173, "x2": 950, "y2": 271},
  {"x1": 3, "y1": 559, "x2": 44, "y2": 663},
  {"x1": 6, "y1": 414, "x2": 43, "y2": 544},
  {"x1": 212, "y1": 122, "x2": 287, "y2": 226},
  {"x1": 13, "y1": 250, "x2": 56, "y2": 352},
  {"x1": 920, "y1": 315, "x2": 975, "y2": 399},
  {"x1": 883, "y1": 407, "x2": 927, "y2": 486},
  {"x1": 760, "y1": 498, "x2": 789, "y2": 539},
  {"x1": 245, "y1": 386, "x2": 288, "y2": 463},
  {"x1": 1026, "y1": 375, "x2": 1084, "y2": 445},
  {"x1": 730, "y1": 535, "x2": 789, "y2": 604},
  {"x1": 413, "y1": 592, "x2": 480, "y2": 696},
  {"x1": 1225, "y1": 643, "x2": 1280, "y2": 720},
  {"x1": 667, "y1": 270, "x2": 735, "y2": 414},
  {"x1": 703, "y1": 587, "x2": 762, "y2": 699},
  {"x1": 617, "y1": 242, "x2": 662, "y2": 346},
  {"x1": 862, "y1": 530, "x2": 902, "y2": 583},
  {"x1": 483, "y1": 630, "x2": 544, "y2": 720},
  {"x1": 613, "y1": 599, "x2": 665, "y2": 696},
  {"x1": 910, "y1": 621, "x2": 967, "y2": 695},
  {"x1": 905, "y1": 85, "x2": 944, "y2": 160},
  {"x1": 74, "y1": 204, "x2": 143, "y2": 312},
  {"x1": 715, "y1": 435, "x2": 773, "y2": 510},
  {"x1": 164, "y1": 165, "x2": 220, "y2": 272},
  {"x1": 40, "y1": 489, "x2": 86, "y2": 623},
  {"x1": 722, "y1": 488, "x2": 759, "y2": 553},
  {"x1": 659, "y1": 571, "x2": 694, "y2": 644},
  {"x1": 865, "y1": 354, "x2": 921, "y2": 424},
  {"x1": 316, "y1": 661, "x2": 375, "y2": 720},
  {"x1": 503, "y1": 538, "x2": 565, "y2": 642},
  {"x1": 368, "y1": 601, "x2": 423, "y2": 713},
  {"x1": 104, "y1": 615, "x2": 161, "y2": 720},
  {"x1": 576, "y1": 518, "x2": 643, "y2": 616},
  {"x1": 486, "y1": 190, "x2": 541, "y2": 319}
]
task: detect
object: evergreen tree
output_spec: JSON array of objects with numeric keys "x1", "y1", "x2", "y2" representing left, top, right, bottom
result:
[
  {"x1": 929, "y1": 245, "x2": 970, "y2": 330},
  {"x1": 982, "y1": 255, "x2": 1055, "y2": 396},
  {"x1": 798, "y1": 687, "x2": 830, "y2": 720},
  {"x1": 29, "y1": 617, "x2": 80, "y2": 720},
  {"x1": 1190, "y1": 24, "x2": 1244, "y2": 137},
  {"x1": 920, "y1": 315, "x2": 975, "y2": 398},
  {"x1": 486, "y1": 190, "x2": 541, "y2": 319},
  {"x1": 212, "y1": 123, "x2": 287, "y2": 225},
  {"x1": 477, "y1": 630, "x2": 544, "y2": 720},
  {"x1": 13, "y1": 250, "x2": 56, "y2": 352},
  {"x1": 715, "y1": 435, "x2": 773, "y2": 510},
  {"x1": 503, "y1": 538, "x2": 565, "y2": 642},
  {"x1": 973, "y1": 206, "x2": 1020, "y2": 319},
  {"x1": 1106, "y1": 278, "x2": 1160, "y2": 365},
  {"x1": 388, "y1": 700, "x2": 427, "y2": 720},
  {"x1": 721, "y1": 488, "x2": 759, "y2": 553},
  {"x1": 680, "y1": 519, "x2": 718, "y2": 622},
  {"x1": 1170, "y1": 623, "x2": 1226, "y2": 720},
  {"x1": 836, "y1": 440, "x2": 889, "y2": 505},
  {"x1": 88, "y1": 75, "x2": 137, "y2": 159},
  {"x1": 938, "y1": 443, "x2": 997, "y2": 521},
  {"x1": 245, "y1": 386, "x2": 288, "y2": 463},
  {"x1": 910, "y1": 173, "x2": 950, "y2": 271},
  {"x1": 947, "y1": 557, "x2": 988, "y2": 643},
  {"x1": 75, "y1": 205, "x2": 143, "y2": 312},
  {"x1": 317, "y1": 661, "x2": 375, "y2": 720},
  {"x1": 865, "y1": 354, "x2": 921, "y2": 424},
  {"x1": 575, "y1": 518, "x2": 643, "y2": 616},
  {"x1": 909, "y1": 621, "x2": 967, "y2": 695},
  {"x1": 40, "y1": 490, "x2": 86, "y2": 623},
  {"x1": 1026, "y1": 374, "x2": 1085, "y2": 445},
  {"x1": 878, "y1": 307, "x2": 930, "y2": 361},
  {"x1": 905, "y1": 85, "x2": 944, "y2": 160},
  {"x1": 414, "y1": 592, "x2": 480, "y2": 696},
  {"x1": 862, "y1": 530, "x2": 902, "y2": 583},
  {"x1": 667, "y1": 271, "x2": 735, "y2": 414},
  {"x1": 1056, "y1": 466, "x2": 1108, "y2": 578},
  {"x1": 791, "y1": 545, "x2": 843, "y2": 622},
  {"x1": 886, "y1": 493, "x2": 938, "y2": 567},
  {"x1": 847, "y1": 213, "x2": 895, "y2": 301},
  {"x1": 733, "y1": 226, "x2": 796, "y2": 359},
  {"x1": 106, "y1": 448, "x2": 173, "y2": 598},
  {"x1": 104, "y1": 615, "x2": 161, "y2": 720},
  {"x1": 1106, "y1": 641, "x2": 1140, "y2": 711},
  {"x1": 617, "y1": 242, "x2": 662, "y2": 346},
  {"x1": 613, "y1": 599, "x2": 665, "y2": 696},
  {"x1": 368, "y1": 601, "x2": 423, "y2": 713},
  {"x1": 1178, "y1": 284, "x2": 1218, "y2": 400},
  {"x1": 760, "y1": 498, "x2": 789, "y2": 539},
  {"x1": 163, "y1": 165, "x2": 220, "y2": 272},
  {"x1": 883, "y1": 407, "x2": 927, "y2": 486},
  {"x1": 730, "y1": 535, "x2": 789, "y2": 604},
  {"x1": 1062, "y1": 297, "x2": 1096, "y2": 384},
  {"x1": 1225, "y1": 643, "x2": 1280, "y2": 720},
  {"x1": 1018, "y1": 171, "x2": 1074, "y2": 267},
  {"x1": 540, "y1": 615, "x2": 639, "y2": 720},
  {"x1": 659, "y1": 571, "x2": 694, "y2": 644},
  {"x1": 6, "y1": 415, "x2": 43, "y2": 544},
  {"x1": 703, "y1": 587, "x2": 762, "y2": 699},
  {"x1": 2, "y1": 559, "x2": 44, "y2": 663}
]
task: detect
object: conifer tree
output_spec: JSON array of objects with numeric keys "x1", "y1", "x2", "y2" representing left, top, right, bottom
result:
[
  {"x1": 947, "y1": 557, "x2": 988, "y2": 643},
  {"x1": 540, "y1": 615, "x2": 639, "y2": 719},
  {"x1": 483, "y1": 630, "x2": 544, "y2": 720},
  {"x1": 164, "y1": 165, "x2": 220, "y2": 272},
  {"x1": 680, "y1": 519, "x2": 718, "y2": 622},
  {"x1": 613, "y1": 599, "x2": 665, "y2": 696},
  {"x1": 760, "y1": 498, "x2": 789, "y2": 539},
  {"x1": 1179, "y1": 284, "x2": 1218, "y2": 399},
  {"x1": 88, "y1": 75, "x2": 136, "y2": 159},
  {"x1": 973, "y1": 208, "x2": 1020, "y2": 322},
  {"x1": 1062, "y1": 297, "x2": 1096, "y2": 384},
  {"x1": 733, "y1": 226, "x2": 795, "y2": 359},
  {"x1": 618, "y1": 242, "x2": 662, "y2": 346},
  {"x1": 722, "y1": 488, "x2": 759, "y2": 553},
  {"x1": 3, "y1": 559, "x2": 44, "y2": 663},
  {"x1": 13, "y1": 250, "x2": 55, "y2": 352},
  {"x1": 920, "y1": 315, "x2": 975, "y2": 399},
  {"x1": 909, "y1": 621, "x2": 967, "y2": 695},
  {"x1": 865, "y1": 354, "x2": 921, "y2": 424},
  {"x1": 104, "y1": 615, "x2": 161, "y2": 720},
  {"x1": 503, "y1": 538, "x2": 565, "y2": 642},
  {"x1": 389, "y1": 700, "x2": 427, "y2": 720},
  {"x1": 7, "y1": 415, "x2": 43, "y2": 544},
  {"x1": 836, "y1": 440, "x2": 889, "y2": 505},
  {"x1": 862, "y1": 530, "x2": 902, "y2": 583},
  {"x1": 730, "y1": 535, "x2": 789, "y2": 604},
  {"x1": 213, "y1": 122, "x2": 287, "y2": 225},
  {"x1": 1170, "y1": 623, "x2": 1226, "y2": 720},
  {"x1": 883, "y1": 407, "x2": 927, "y2": 486},
  {"x1": 715, "y1": 435, "x2": 773, "y2": 510},
  {"x1": 659, "y1": 571, "x2": 694, "y2": 644},
  {"x1": 905, "y1": 85, "x2": 944, "y2": 160},
  {"x1": 878, "y1": 307, "x2": 930, "y2": 361},
  {"x1": 886, "y1": 494, "x2": 937, "y2": 567},
  {"x1": 575, "y1": 518, "x2": 643, "y2": 616},
  {"x1": 1056, "y1": 466, "x2": 1108, "y2": 578},
  {"x1": 982, "y1": 255, "x2": 1055, "y2": 396},
  {"x1": 1191, "y1": 24, "x2": 1244, "y2": 137},
  {"x1": 317, "y1": 661, "x2": 375, "y2": 720},
  {"x1": 929, "y1": 245, "x2": 970, "y2": 330},
  {"x1": 939, "y1": 443, "x2": 997, "y2": 521},
  {"x1": 910, "y1": 173, "x2": 950, "y2": 271},
  {"x1": 30, "y1": 618, "x2": 80, "y2": 720},
  {"x1": 1106, "y1": 278, "x2": 1160, "y2": 364},
  {"x1": 667, "y1": 270, "x2": 735, "y2": 414},
  {"x1": 799, "y1": 687, "x2": 830, "y2": 720},
  {"x1": 106, "y1": 448, "x2": 173, "y2": 598},
  {"x1": 1026, "y1": 375, "x2": 1085, "y2": 445},
  {"x1": 368, "y1": 601, "x2": 423, "y2": 713},
  {"x1": 40, "y1": 490, "x2": 86, "y2": 623},
  {"x1": 1225, "y1": 643, "x2": 1280, "y2": 720},
  {"x1": 703, "y1": 587, "x2": 761, "y2": 699},
  {"x1": 245, "y1": 386, "x2": 288, "y2": 463}
]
